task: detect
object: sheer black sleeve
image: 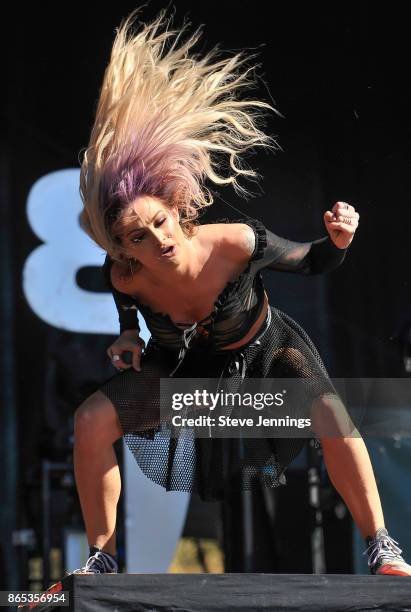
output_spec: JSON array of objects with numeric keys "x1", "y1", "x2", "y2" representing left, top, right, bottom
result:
[
  {"x1": 101, "y1": 254, "x2": 140, "y2": 334},
  {"x1": 245, "y1": 218, "x2": 349, "y2": 275}
]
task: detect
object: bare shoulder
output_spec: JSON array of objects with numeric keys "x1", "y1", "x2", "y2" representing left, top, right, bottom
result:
[
  {"x1": 109, "y1": 260, "x2": 138, "y2": 295},
  {"x1": 231, "y1": 223, "x2": 256, "y2": 258},
  {"x1": 201, "y1": 222, "x2": 255, "y2": 263}
]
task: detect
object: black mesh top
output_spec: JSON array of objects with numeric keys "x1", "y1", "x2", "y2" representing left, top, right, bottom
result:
[{"x1": 101, "y1": 217, "x2": 348, "y2": 352}]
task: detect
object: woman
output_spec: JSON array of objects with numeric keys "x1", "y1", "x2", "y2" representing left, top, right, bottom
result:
[{"x1": 74, "y1": 9, "x2": 410, "y2": 577}]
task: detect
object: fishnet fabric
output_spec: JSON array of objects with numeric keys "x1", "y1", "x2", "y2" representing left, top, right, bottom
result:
[{"x1": 99, "y1": 305, "x2": 338, "y2": 502}]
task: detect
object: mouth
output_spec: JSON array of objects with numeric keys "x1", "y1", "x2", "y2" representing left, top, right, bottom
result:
[{"x1": 160, "y1": 245, "x2": 176, "y2": 258}]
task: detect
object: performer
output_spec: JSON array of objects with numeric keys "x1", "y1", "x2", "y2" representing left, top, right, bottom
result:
[{"x1": 73, "y1": 9, "x2": 410, "y2": 577}]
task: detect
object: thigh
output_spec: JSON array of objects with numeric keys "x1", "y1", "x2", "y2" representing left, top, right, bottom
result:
[
  {"x1": 98, "y1": 342, "x2": 176, "y2": 436},
  {"x1": 263, "y1": 308, "x2": 335, "y2": 388}
]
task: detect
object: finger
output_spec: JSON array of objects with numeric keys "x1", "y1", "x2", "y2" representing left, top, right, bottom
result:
[
  {"x1": 324, "y1": 211, "x2": 335, "y2": 224},
  {"x1": 114, "y1": 361, "x2": 132, "y2": 370},
  {"x1": 332, "y1": 201, "x2": 355, "y2": 214},
  {"x1": 110, "y1": 353, "x2": 132, "y2": 370},
  {"x1": 327, "y1": 221, "x2": 357, "y2": 234},
  {"x1": 326, "y1": 209, "x2": 358, "y2": 223},
  {"x1": 325, "y1": 211, "x2": 358, "y2": 225},
  {"x1": 130, "y1": 344, "x2": 144, "y2": 372},
  {"x1": 132, "y1": 352, "x2": 142, "y2": 372},
  {"x1": 334, "y1": 201, "x2": 353, "y2": 213},
  {"x1": 334, "y1": 213, "x2": 358, "y2": 224}
]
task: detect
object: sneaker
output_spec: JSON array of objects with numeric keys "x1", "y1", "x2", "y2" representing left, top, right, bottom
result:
[
  {"x1": 70, "y1": 550, "x2": 118, "y2": 575},
  {"x1": 364, "y1": 527, "x2": 411, "y2": 576},
  {"x1": 17, "y1": 551, "x2": 118, "y2": 609}
]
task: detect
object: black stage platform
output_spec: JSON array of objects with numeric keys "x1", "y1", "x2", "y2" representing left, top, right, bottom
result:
[{"x1": 32, "y1": 573, "x2": 411, "y2": 612}]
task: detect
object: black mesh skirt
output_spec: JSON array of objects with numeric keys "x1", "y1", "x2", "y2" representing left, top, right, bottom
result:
[{"x1": 99, "y1": 306, "x2": 338, "y2": 502}]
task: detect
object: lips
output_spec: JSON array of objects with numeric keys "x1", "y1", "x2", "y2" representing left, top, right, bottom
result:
[{"x1": 160, "y1": 245, "x2": 176, "y2": 257}]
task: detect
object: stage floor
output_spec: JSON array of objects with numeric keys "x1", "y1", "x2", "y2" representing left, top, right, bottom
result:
[{"x1": 37, "y1": 572, "x2": 411, "y2": 612}]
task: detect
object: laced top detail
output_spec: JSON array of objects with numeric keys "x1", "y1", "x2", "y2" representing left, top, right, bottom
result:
[
  {"x1": 363, "y1": 527, "x2": 404, "y2": 570},
  {"x1": 102, "y1": 215, "x2": 348, "y2": 352}
]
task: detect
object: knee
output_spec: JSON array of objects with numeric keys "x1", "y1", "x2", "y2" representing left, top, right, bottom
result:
[
  {"x1": 73, "y1": 393, "x2": 123, "y2": 445},
  {"x1": 74, "y1": 402, "x2": 96, "y2": 439}
]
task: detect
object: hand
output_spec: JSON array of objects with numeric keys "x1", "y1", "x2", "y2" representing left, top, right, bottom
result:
[
  {"x1": 106, "y1": 329, "x2": 145, "y2": 372},
  {"x1": 324, "y1": 201, "x2": 359, "y2": 249}
]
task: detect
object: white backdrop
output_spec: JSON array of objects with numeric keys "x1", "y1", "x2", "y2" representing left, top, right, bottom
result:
[{"x1": 23, "y1": 168, "x2": 191, "y2": 571}]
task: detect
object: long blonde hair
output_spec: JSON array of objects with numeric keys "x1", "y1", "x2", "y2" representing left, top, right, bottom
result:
[{"x1": 79, "y1": 8, "x2": 280, "y2": 261}]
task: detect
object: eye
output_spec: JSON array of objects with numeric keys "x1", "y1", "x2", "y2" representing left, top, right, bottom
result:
[{"x1": 130, "y1": 217, "x2": 167, "y2": 244}]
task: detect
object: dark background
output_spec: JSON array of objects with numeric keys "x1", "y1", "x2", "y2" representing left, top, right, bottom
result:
[{"x1": 2, "y1": 0, "x2": 411, "y2": 590}]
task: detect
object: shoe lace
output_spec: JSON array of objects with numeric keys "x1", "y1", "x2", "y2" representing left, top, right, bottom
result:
[
  {"x1": 363, "y1": 533, "x2": 403, "y2": 568},
  {"x1": 71, "y1": 551, "x2": 109, "y2": 574}
]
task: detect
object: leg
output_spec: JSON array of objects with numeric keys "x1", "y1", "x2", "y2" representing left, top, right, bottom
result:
[
  {"x1": 319, "y1": 433, "x2": 411, "y2": 575},
  {"x1": 321, "y1": 437, "x2": 385, "y2": 540},
  {"x1": 310, "y1": 393, "x2": 384, "y2": 539},
  {"x1": 73, "y1": 390, "x2": 124, "y2": 556},
  {"x1": 267, "y1": 317, "x2": 411, "y2": 574}
]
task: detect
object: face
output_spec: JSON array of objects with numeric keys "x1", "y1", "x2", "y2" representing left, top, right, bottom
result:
[{"x1": 112, "y1": 195, "x2": 181, "y2": 267}]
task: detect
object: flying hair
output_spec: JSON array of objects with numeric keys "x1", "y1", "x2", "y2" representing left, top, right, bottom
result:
[{"x1": 78, "y1": 7, "x2": 280, "y2": 261}]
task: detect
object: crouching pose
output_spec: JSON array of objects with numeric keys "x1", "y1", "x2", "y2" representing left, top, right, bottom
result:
[{"x1": 71, "y1": 9, "x2": 411, "y2": 577}]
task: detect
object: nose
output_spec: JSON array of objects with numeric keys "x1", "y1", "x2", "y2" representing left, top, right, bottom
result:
[{"x1": 152, "y1": 227, "x2": 169, "y2": 247}]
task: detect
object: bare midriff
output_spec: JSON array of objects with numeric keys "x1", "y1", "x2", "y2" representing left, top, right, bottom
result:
[{"x1": 219, "y1": 290, "x2": 269, "y2": 351}]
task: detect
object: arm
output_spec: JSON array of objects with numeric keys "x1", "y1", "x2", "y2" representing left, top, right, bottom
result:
[
  {"x1": 245, "y1": 201, "x2": 359, "y2": 275},
  {"x1": 101, "y1": 254, "x2": 140, "y2": 334},
  {"x1": 260, "y1": 229, "x2": 348, "y2": 275}
]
